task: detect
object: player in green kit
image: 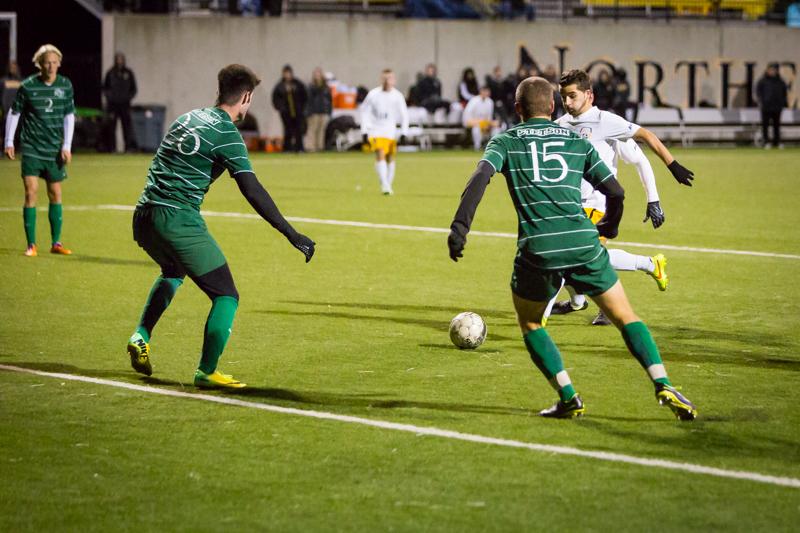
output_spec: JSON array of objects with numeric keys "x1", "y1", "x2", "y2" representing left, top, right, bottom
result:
[
  {"x1": 4, "y1": 44, "x2": 75, "y2": 257},
  {"x1": 448, "y1": 77, "x2": 697, "y2": 420},
  {"x1": 127, "y1": 64, "x2": 315, "y2": 389}
]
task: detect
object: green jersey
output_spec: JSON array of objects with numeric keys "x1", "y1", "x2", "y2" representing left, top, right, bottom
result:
[
  {"x1": 138, "y1": 107, "x2": 253, "y2": 210},
  {"x1": 481, "y1": 118, "x2": 614, "y2": 270},
  {"x1": 12, "y1": 74, "x2": 75, "y2": 160}
]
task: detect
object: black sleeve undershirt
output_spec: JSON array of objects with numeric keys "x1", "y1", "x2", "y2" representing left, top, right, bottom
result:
[
  {"x1": 595, "y1": 176, "x2": 625, "y2": 239},
  {"x1": 233, "y1": 171, "x2": 296, "y2": 239},
  {"x1": 450, "y1": 160, "x2": 495, "y2": 238}
]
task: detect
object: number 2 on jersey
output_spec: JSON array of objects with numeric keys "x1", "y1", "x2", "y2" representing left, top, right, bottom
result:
[{"x1": 529, "y1": 141, "x2": 568, "y2": 183}]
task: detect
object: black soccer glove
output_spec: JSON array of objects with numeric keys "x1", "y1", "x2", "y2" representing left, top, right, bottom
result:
[
  {"x1": 668, "y1": 160, "x2": 694, "y2": 187},
  {"x1": 362, "y1": 133, "x2": 369, "y2": 146},
  {"x1": 399, "y1": 134, "x2": 407, "y2": 145},
  {"x1": 642, "y1": 201, "x2": 665, "y2": 229},
  {"x1": 289, "y1": 233, "x2": 315, "y2": 263},
  {"x1": 448, "y1": 231, "x2": 466, "y2": 262}
]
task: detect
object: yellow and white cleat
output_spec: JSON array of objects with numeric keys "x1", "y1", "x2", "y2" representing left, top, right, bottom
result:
[
  {"x1": 194, "y1": 369, "x2": 247, "y2": 389},
  {"x1": 649, "y1": 253, "x2": 668, "y2": 291},
  {"x1": 127, "y1": 334, "x2": 152, "y2": 376}
]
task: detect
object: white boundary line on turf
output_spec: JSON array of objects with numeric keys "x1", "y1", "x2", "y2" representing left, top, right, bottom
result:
[
  {"x1": 1, "y1": 204, "x2": 798, "y2": 260},
  {"x1": 2, "y1": 363, "x2": 799, "y2": 490}
]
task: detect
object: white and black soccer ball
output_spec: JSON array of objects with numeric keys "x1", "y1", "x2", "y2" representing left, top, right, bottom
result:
[{"x1": 449, "y1": 311, "x2": 487, "y2": 349}]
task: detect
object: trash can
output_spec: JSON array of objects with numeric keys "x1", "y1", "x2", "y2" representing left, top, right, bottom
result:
[{"x1": 131, "y1": 104, "x2": 166, "y2": 152}]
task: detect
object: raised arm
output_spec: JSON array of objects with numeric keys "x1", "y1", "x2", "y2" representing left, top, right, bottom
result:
[
  {"x1": 233, "y1": 171, "x2": 315, "y2": 263},
  {"x1": 633, "y1": 127, "x2": 694, "y2": 187}
]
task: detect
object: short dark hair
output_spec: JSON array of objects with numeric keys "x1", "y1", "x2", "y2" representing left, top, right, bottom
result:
[
  {"x1": 216, "y1": 64, "x2": 261, "y2": 106},
  {"x1": 515, "y1": 76, "x2": 554, "y2": 119},
  {"x1": 559, "y1": 69, "x2": 591, "y2": 91}
]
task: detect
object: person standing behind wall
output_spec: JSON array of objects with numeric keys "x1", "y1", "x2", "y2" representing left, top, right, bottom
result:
[
  {"x1": 305, "y1": 67, "x2": 331, "y2": 152},
  {"x1": 756, "y1": 63, "x2": 788, "y2": 149},
  {"x1": 271, "y1": 64, "x2": 307, "y2": 153},
  {"x1": 103, "y1": 52, "x2": 137, "y2": 152}
]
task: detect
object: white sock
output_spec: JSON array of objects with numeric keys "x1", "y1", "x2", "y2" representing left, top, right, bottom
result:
[
  {"x1": 387, "y1": 161, "x2": 396, "y2": 188},
  {"x1": 608, "y1": 248, "x2": 654, "y2": 273},
  {"x1": 375, "y1": 160, "x2": 389, "y2": 192},
  {"x1": 565, "y1": 285, "x2": 586, "y2": 309}
]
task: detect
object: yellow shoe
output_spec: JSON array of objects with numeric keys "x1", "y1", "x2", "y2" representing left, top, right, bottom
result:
[
  {"x1": 127, "y1": 333, "x2": 152, "y2": 376},
  {"x1": 50, "y1": 242, "x2": 72, "y2": 255},
  {"x1": 194, "y1": 369, "x2": 247, "y2": 389},
  {"x1": 649, "y1": 253, "x2": 668, "y2": 291},
  {"x1": 24, "y1": 244, "x2": 37, "y2": 257}
]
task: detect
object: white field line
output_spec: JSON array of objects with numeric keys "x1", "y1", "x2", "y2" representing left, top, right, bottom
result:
[
  {"x1": 1, "y1": 204, "x2": 798, "y2": 260},
  {"x1": 2, "y1": 363, "x2": 799, "y2": 490}
]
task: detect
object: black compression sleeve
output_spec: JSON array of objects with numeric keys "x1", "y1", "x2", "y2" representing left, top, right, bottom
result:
[
  {"x1": 234, "y1": 171, "x2": 296, "y2": 239},
  {"x1": 595, "y1": 177, "x2": 625, "y2": 238},
  {"x1": 450, "y1": 160, "x2": 494, "y2": 238}
]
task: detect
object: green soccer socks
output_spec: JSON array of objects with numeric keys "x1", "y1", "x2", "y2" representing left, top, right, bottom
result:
[
  {"x1": 135, "y1": 276, "x2": 184, "y2": 343},
  {"x1": 524, "y1": 328, "x2": 577, "y2": 402},
  {"x1": 23, "y1": 206, "x2": 36, "y2": 246},
  {"x1": 198, "y1": 296, "x2": 239, "y2": 375},
  {"x1": 621, "y1": 321, "x2": 672, "y2": 387},
  {"x1": 48, "y1": 203, "x2": 63, "y2": 245}
]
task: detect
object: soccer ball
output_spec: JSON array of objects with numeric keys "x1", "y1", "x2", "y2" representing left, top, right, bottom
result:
[{"x1": 449, "y1": 312, "x2": 487, "y2": 349}]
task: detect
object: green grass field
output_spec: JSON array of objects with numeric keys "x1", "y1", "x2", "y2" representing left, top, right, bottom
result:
[{"x1": 1, "y1": 148, "x2": 799, "y2": 531}]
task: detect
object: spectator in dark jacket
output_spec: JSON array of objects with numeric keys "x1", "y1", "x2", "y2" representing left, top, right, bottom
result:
[
  {"x1": 271, "y1": 64, "x2": 307, "y2": 152},
  {"x1": 756, "y1": 63, "x2": 789, "y2": 148},
  {"x1": 103, "y1": 52, "x2": 137, "y2": 151},
  {"x1": 459, "y1": 68, "x2": 479, "y2": 106},
  {"x1": 592, "y1": 69, "x2": 615, "y2": 111},
  {"x1": 416, "y1": 63, "x2": 450, "y2": 114},
  {"x1": 305, "y1": 67, "x2": 332, "y2": 152}
]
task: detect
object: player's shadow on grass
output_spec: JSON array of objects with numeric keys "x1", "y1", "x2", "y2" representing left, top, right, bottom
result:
[
  {"x1": 71, "y1": 254, "x2": 152, "y2": 268},
  {"x1": 258, "y1": 308, "x2": 516, "y2": 343},
  {"x1": 6, "y1": 361, "x2": 535, "y2": 418},
  {"x1": 578, "y1": 416, "x2": 800, "y2": 462},
  {"x1": 559, "y1": 324, "x2": 800, "y2": 373},
  {"x1": 282, "y1": 300, "x2": 518, "y2": 321}
]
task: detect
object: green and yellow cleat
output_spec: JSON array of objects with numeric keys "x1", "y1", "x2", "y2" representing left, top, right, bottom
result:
[
  {"x1": 194, "y1": 369, "x2": 247, "y2": 390},
  {"x1": 127, "y1": 334, "x2": 152, "y2": 376},
  {"x1": 539, "y1": 394, "x2": 585, "y2": 419},
  {"x1": 656, "y1": 384, "x2": 697, "y2": 421},
  {"x1": 649, "y1": 253, "x2": 668, "y2": 291}
]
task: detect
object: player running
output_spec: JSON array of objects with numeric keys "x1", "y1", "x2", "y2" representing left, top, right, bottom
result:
[
  {"x1": 360, "y1": 69, "x2": 409, "y2": 195},
  {"x1": 548, "y1": 69, "x2": 696, "y2": 325},
  {"x1": 448, "y1": 76, "x2": 697, "y2": 420},
  {"x1": 4, "y1": 44, "x2": 75, "y2": 257},
  {"x1": 127, "y1": 64, "x2": 315, "y2": 389}
]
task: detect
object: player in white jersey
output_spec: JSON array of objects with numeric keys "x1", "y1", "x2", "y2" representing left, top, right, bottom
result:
[
  {"x1": 545, "y1": 69, "x2": 695, "y2": 326},
  {"x1": 360, "y1": 69, "x2": 409, "y2": 195},
  {"x1": 462, "y1": 86, "x2": 501, "y2": 150}
]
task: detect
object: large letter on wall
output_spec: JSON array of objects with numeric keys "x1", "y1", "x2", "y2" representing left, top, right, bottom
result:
[
  {"x1": 720, "y1": 61, "x2": 756, "y2": 108},
  {"x1": 636, "y1": 61, "x2": 665, "y2": 106},
  {"x1": 554, "y1": 45, "x2": 570, "y2": 78},
  {"x1": 675, "y1": 61, "x2": 709, "y2": 108}
]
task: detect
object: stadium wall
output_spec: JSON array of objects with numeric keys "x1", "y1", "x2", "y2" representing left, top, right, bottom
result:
[{"x1": 108, "y1": 15, "x2": 799, "y2": 137}]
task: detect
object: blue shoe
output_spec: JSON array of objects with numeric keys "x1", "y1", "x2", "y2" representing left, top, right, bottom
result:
[{"x1": 656, "y1": 384, "x2": 697, "y2": 421}]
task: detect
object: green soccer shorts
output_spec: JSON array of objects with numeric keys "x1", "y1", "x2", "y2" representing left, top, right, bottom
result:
[
  {"x1": 21, "y1": 154, "x2": 67, "y2": 182},
  {"x1": 511, "y1": 247, "x2": 619, "y2": 302},
  {"x1": 133, "y1": 205, "x2": 227, "y2": 279}
]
